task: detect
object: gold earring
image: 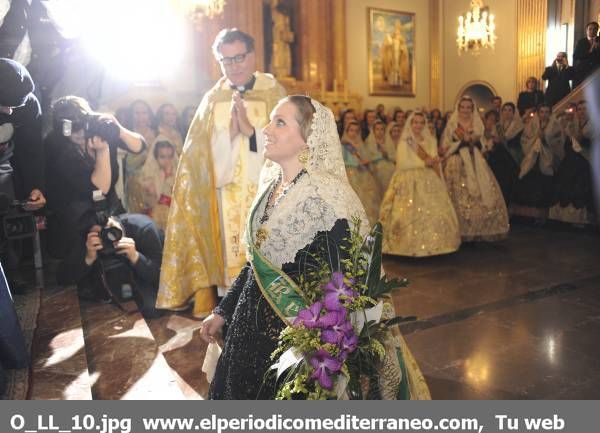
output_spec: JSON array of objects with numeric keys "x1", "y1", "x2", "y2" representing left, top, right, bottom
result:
[{"x1": 298, "y1": 147, "x2": 309, "y2": 164}]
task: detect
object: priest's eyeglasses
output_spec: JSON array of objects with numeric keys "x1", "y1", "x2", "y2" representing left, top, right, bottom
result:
[{"x1": 219, "y1": 52, "x2": 250, "y2": 65}]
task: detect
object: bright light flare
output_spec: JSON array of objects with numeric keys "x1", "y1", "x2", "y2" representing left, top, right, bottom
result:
[{"x1": 48, "y1": 0, "x2": 186, "y2": 82}]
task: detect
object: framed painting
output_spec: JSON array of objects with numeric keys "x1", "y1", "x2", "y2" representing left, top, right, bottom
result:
[{"x1": 367, "y1": 8, "x2": 416, "y2": 96}]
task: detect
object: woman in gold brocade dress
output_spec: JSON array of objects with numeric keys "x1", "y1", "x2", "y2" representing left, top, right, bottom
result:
[
  {"x1": 340, "y1": 121, "x2": 382, "y2": 225},
  {"x1": 440, "y1": 97, "x2": 509, "y2": 241},
  {"x1": 380, "y1": 112, "x2": 460, "y2": 256}
]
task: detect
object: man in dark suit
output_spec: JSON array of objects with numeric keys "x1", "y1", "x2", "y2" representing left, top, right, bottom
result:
[
  {"x1": 573, "y1": 22, "x2": 600, "y2": 88},
  {"x1": 542, "y1": 52, "x2": 574, "y2": 107}
]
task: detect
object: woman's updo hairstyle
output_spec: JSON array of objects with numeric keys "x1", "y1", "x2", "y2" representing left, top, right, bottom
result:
[{"x1": 285, "y1": 95, "x2": 316, "y2": 142}]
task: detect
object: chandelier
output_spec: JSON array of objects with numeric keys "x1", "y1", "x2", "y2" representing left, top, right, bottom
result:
[
  {"x1": 189, "y1": 0, "x2": 226, "y2": 20},
  {"x1": 457, "y1": 0, "x2": 497, "y2": 55}
]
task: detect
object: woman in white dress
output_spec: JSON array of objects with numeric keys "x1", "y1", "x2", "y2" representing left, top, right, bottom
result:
[
  {"x1": 440, "y1": 96, "x2": 509, "y2": 241},
  {"x1": 380, "y1": 112, "x2": 460, "y2": 256}
]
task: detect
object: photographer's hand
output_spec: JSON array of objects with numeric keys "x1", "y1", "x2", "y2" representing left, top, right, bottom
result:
[
  {"x1": 85, "y1": 228, "x2": 102, "y2": 266},
  {"x1": 24, "y1": 188, "x2": 46, "y2": 211},
  {"x1": 100, "y1": 112, "x2": 145, "y2": 153},
  {"x1": 115, "y1": 237, "x2": 140, "y2": 265},
  {"x1": 88, "y1": 136, "x2": 109, "y2": 152}
]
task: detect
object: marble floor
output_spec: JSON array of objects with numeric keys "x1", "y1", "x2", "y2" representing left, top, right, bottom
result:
[{"x1": 22, "y1": 221, "x2": 600, "y2": 399}]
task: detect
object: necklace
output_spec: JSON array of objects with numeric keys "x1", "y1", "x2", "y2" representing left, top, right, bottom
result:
[{"x1": 259, "y1": 168, "x2": 307, "y2": 225}]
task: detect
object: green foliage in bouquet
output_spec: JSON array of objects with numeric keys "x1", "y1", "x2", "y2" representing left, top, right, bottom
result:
[{"x1": 269, "y1": 218, "x2": 413, "y2": 400}]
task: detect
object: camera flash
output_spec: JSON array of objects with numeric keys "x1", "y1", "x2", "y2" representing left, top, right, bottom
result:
[{"x1": 62, "y1": 119, "x2": 72, "y2": 137}]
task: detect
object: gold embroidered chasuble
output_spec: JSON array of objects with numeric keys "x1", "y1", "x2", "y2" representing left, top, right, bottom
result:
[{"x1": 156, "y1": 72, "x2": 286, "y2": 317}]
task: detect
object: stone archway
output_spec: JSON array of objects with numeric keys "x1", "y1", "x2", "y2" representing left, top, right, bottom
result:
[{"x1": 454, "y1": 80, "x2": 498, "y2": 113}]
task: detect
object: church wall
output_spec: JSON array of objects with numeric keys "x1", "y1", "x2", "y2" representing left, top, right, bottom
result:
[
  {"x1": 441, "y1": 0, "x2": 518, "y2": 111},
  {"x1": 344, "y1": 0, "x2": 431, "y2": 111}
]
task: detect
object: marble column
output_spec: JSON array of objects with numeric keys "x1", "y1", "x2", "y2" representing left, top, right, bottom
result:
[{"x1": 331, "y1": 0, "x2": 347, "y2": 87}]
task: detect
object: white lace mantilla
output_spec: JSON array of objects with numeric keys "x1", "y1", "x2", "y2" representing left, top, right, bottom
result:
[
  {"x1": 248, "y1": 98, "x2": 368, "y2": 268},
  {"x1": 250, "y1": 175, "x2": 367, "y2": 268}
]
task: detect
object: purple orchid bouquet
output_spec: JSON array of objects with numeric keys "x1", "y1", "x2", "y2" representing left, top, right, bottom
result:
[{"x1": 270, "y1": 220, "x2": 409, "y2": 400}]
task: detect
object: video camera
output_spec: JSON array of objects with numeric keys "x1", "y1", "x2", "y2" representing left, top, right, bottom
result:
[
  {"x1": 62, "y1": 113, "x2": 120, "y2": 143},
  {"x1": 0, "y1": 193, "x2": 36, "y2": 240}
]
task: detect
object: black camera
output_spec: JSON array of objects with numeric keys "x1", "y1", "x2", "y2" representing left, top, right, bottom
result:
[
  {"x1": 61, "y1": 113, "x2": 120, "y2": 143},
  {"x1": 84, "y1": 114, "x2": 121, "y2": 143},
  {"x1": 0, "y1": 193, "x2": 36, "y2": 241},
  {"x1": 99, "y1": 226, "x2": 123, "y2": 255},
  {"x1": 91, "y1": 191, "x2": 123, "y2": 256}
]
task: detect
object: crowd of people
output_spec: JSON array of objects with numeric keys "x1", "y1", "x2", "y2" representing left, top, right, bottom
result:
[
  {"x1": 335, "y1": 93, "x2": 595, "y2": 258},
  {"x1": 0, "y1": 21, "x2": 598, "y2": 399}
]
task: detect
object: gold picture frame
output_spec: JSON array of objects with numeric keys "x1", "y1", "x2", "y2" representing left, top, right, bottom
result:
[{"x1": 367, "y1": 7, "x2": 416, "y2": 97}]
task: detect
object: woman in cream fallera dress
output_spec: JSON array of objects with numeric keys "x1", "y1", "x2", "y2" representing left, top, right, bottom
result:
[
  {"x1": 384, "y1": 121, "x2": 402, "y2": 163},
  {"x1": 380, "y1": 112, "x2": 461, "y2": 257},
  {"x1": 441, "y1": 97, "x2": 509, "y2": 241},
  {"x1": 340, "y1": 121, "x2": 383, "y2": 225},
  {"x1": 365, "y1": 120, "x2": 396, "y2": 191}
]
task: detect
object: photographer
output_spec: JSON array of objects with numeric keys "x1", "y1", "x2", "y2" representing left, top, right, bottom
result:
[
  {"x1": 57, "y1": 212, "x2": 163, "y2": 318},
  {"x1": 542, "y1": 52, "x2": 574, "y2": 107},
  {"x1": 573, "y1": 22, "x2": 600, "y2": 88},
  {"x1": 0, "y1": 58, "x2": 46, "y2": 210},
  {"x1": 0, "y1": 59, "x2": 44, "y2": 379},
  {"x1": 45, "y1": 96, "x2": 145, "y2": 257}
]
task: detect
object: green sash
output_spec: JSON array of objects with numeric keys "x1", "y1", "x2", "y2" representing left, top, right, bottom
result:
[
  {"x1": 245, "y1": 185, "x2": 419, "y2": 400},
  {"x1": 245, "y1": 186, "x2": 308, "y2": 325}
]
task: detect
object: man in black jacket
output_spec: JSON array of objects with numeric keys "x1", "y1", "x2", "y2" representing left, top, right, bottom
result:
[
  {"x1": 57, "y1": 213, "x2": 164, "y2": 318},
  {"x1": 0, "y1": 58, "x2": 46, "y2": 383},
  {"x1": 542, "y1": 52, "x2": 574, "y2": 107},
  {"x1": 573, "y1": 22, "x2": 600, "y2": 88},
  {"x1": 0, "y1": 58, "x2": 45, "y2": 209}
]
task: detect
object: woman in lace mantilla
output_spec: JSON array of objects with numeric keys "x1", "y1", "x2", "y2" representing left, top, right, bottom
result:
[
  {"x1": 380, "y1": 112, "x2": 460, "y2": 257},
  {"x1": 441, "y1": 96, "x2": 509, "y2": 242},
  {"x1": 200, "y1": 96, "x2": 429, "y2": 399},
  {"x1": 512, "y1": 104, "x2": 562, "y2": 214},
  {"x1": 340, "y1": 121, "x2": 382, "y2": 225},
  {"x1": 549, "y1": 101, "x2": 595, "y2": 224}
]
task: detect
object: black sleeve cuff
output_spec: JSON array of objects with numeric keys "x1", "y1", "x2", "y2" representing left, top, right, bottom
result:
[
  {"x1": 212, "y1": 305, "x2": 231, "y2": 325},
  {"x1": 249, "y1": 130, "x2": 257, "y2": 153},
  {"x1": 131, "y1": 252, "x2": 158, "y2": 284}
]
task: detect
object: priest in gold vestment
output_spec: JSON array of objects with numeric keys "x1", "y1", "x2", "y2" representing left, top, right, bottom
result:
[{"x1": 156, "y1": 29, "x2": 286, "y2": 317}]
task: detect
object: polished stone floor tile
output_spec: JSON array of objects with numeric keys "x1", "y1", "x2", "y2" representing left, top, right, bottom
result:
[
  {"x1": 25, "y1": 223, "x2": 600, "y2": 399},
  {"x1": 29, "y1": 282, "x2": 91, "y2": 400},
  {"x1": 146, "y1": 314, "x2": 207, "y2": 398},
  {"x1": 389, "y1": 223, "x2": 600, "y2": 399}
]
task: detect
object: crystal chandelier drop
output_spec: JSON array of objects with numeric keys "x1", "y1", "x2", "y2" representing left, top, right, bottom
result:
[
  {"x1": 190, "y1": 0, "x2": 226, "y2": 20},
  {"x1": 457, "y1": 0, "x2": 497, "y2": 55}
]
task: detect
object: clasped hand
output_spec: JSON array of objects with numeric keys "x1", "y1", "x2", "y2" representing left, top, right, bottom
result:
[{"x1": 229, "y1": 91, "x2": 254, "y2": 139}]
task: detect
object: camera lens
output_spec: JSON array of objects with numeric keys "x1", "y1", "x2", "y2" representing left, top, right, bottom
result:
[{"x1": 106, "y1": 228, "x2": 120, "y2": 242}]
